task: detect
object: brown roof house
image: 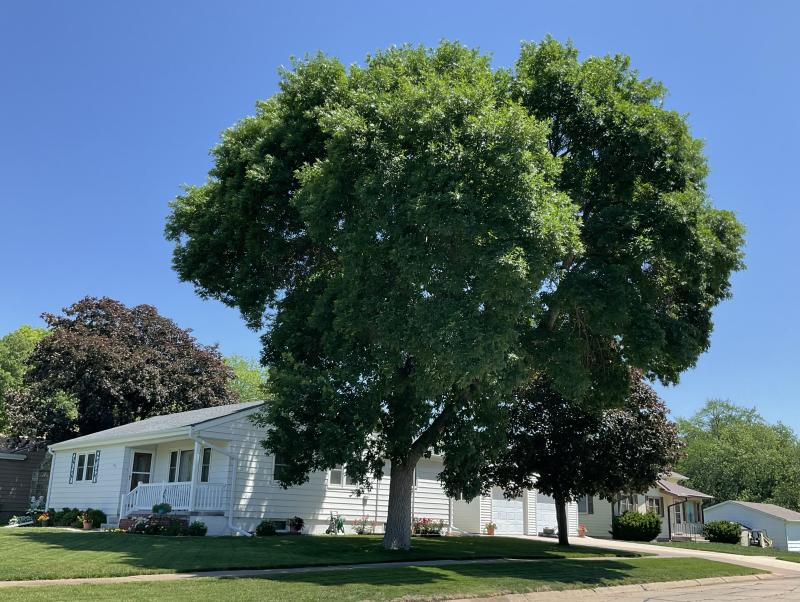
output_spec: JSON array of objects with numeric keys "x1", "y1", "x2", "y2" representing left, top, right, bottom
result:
[{"x1": 0, "y1": 438, "x2": 49, "y2": 523}]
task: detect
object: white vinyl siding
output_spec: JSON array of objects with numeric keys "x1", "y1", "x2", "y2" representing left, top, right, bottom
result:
[
  {"x1": 47, "y1": 445, "x2": 126, "y2": 517},
  {"x1": 195, "y1": 413, "x2": 450, "y2": 533}
]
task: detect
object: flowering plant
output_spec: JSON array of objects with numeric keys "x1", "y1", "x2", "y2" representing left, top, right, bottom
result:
[
  {"x1": 37, "y1": 512, "x2": 50, "y2": 523},
  {"x1": 413, "y1": 517, "x2": 444, "y2": 535},
  {"x1": 77, "y1": 512, "x2": 91, "y2": 523},
  {"x1": 352, "y1": 515, "x2": 375, "y2": 535}
]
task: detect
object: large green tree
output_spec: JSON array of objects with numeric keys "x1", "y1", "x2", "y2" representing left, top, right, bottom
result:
[
  {"x1": 225, "y1": 355, "x2": 269, "y2": 402},
  {"x1": 494, "y1": 375, "x2": 682, "y2": 545},
  {"x1": 678, "y1": 400, "x2": 800, "y2": 509},
  {"x1": 166, "y1": 40, "x2": 744, "y2": 549},
  {"x1": 0, "y1": 325, "x2": 48, "y2": 431},
  {"x1": 7, "y1": 297, "x2": 237, "y2": 441}
]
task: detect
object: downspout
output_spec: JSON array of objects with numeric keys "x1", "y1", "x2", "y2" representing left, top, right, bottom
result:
[
  {"x1": 44, "y1": 448, "x2": 56, "y2": 510},
  {"x1": 190, "y1": 432, "x2": 251, "y2": 536}
]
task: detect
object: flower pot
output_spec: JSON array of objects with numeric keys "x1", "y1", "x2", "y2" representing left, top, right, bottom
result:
[
  {"x1": 486, "y1": 527, "x2": 495, "y2": 536},
  {"x1": 577, "y1": 525, "x2": 587, "y2": 538},
  {"x1": 83, "y1": 521, "x2": 92, "y2": 530}
]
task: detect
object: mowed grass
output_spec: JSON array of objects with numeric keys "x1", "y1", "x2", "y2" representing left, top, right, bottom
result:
[
  {"x1": 0, "y1": 558, "x2": 761, "y2": 602},
  {"x1": 0, "y1": 529, "x2": 640, "y2": 581},
  {"x1": 658, "y1": 540, "x2": 800, "y2": 563}
]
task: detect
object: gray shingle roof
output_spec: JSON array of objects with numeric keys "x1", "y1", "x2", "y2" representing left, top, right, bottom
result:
[
  {"x1": 51, "y1": 401, "x2": 264, "y2": 449},
  {"x1": 656, "y1": 479, "x2": 713, "y2": 499},
  {"x1": 722, "y1": 501, "x2": 800, "y2": 522}
]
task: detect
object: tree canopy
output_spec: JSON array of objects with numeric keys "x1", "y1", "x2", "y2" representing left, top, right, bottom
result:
[
  {"x1": 225, "y1": 355, "x2": 269, "y2": 402},
  {"x1": 6, "y1": 297, "x2": 236, "y2": 442},
  {"x1": 0, "y1": 325, "x2": 48, "y2": 432},
  {"x1": 495, "y1": 375, "x2": 682, "y2": 544},
  {"x1": 678, "y1": 400, "x2": 800, "y2": 510},
  {"x1": 165, "y1": 39, "x2": 744, "y2": 549}
]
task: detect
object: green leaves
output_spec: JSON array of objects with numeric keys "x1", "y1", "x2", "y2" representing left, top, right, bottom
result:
[
  {"x1": 678, "y1": 400, "x2": 800, "y2": 510},
  {"x1": 165, "y1": 39, "x2": 744, "y2": 510}
]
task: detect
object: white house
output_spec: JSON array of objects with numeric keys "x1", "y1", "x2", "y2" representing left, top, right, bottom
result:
[
  {"x1": 577, "y1": 472, "x2": 712, "y2": 540},
  {"x1": 46, "y1": 401, "x2": 577, "y2": 536},
  {"x1": 704, "y1": 501, "x2": 800, "y2": 551}
]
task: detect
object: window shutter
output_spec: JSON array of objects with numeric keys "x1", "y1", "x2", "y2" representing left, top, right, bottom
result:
[
  {"x1": 69, "y1": 452, "x2": 76, "y2": 484},
  {"x1": 587, "y1": 495, "x2": 594, "y2": 515},
  {"x1": 92, "y1": 450, "x2": 101, "y2": 483}
]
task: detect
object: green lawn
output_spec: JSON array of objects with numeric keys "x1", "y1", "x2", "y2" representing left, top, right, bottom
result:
[
  {"x1": 0, "y1": 530, "x2": 639, "y2": 581},
  {"x1": 658, "y1": 540, "x2": 800, "y2": 563},
  {"x1": 0, "y1": 558, "x2": 761, "y2": 602}
]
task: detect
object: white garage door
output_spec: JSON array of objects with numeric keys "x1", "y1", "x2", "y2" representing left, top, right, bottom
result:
[
  {"x1": 492, "y1": 489, "x2": 524, "y2": 533},
  {"x1": 536, "y1": 492, "x2": 558, "y2": 533}
]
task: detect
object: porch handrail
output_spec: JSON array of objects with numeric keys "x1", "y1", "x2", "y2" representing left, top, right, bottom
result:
[{"x1": 120, "y1": 482, "x2": 226, "y2": 516}]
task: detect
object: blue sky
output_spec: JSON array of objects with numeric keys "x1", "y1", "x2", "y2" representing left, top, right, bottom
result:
[{"x1": 1, "y1": 1, "x2": 797, "y2": 427}]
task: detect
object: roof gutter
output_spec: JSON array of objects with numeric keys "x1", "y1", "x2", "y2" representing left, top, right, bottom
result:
[
  {"x1": 189, "y1": 429, "x2": 251, "y2": 537},
  {"x1": 49, "y1": 428, "x2": 192, "y2": 452}
]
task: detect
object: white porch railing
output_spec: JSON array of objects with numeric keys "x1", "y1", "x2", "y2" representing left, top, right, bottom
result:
[
  {"x1": 121, "y1": 482, "x2": 226, "y2": 516},
  {"x1": 671, "y1": 521, "x2": 704, "y2": 540}
]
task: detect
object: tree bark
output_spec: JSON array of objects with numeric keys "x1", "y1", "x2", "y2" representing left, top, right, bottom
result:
[
  {"x1": 382, "y1": 460, "x2": 416, "y2": 550},
  {"x1": 555, "y1": 495, "x2": 570, "y2": 546}
]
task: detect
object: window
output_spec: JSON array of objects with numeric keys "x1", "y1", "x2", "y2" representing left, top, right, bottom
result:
[
  {"x1": 328, "y1": 464, "x2": 359, "y2": 487},
  {"x1": 200, "y1": 448, "x2": 212, "y2": 483},
  {"x1": 274, "y1": 454, "x2": 290, "y2": 483},
  {"x1": 646, "y1": 496, "x2": 664, "y2": 517},
  {"x1": 130, "y1": 452, "x2": 152, "y2": 491},
  {"x1": 168, "y1": 450, "x2": 194, "y2": 482},
  {"x1": 674, "y1": 503, "x2": 684, "y2": 524},
  {"x1": 76, "y1": 454, "x2": 86, "y2": 481},
  {"x1": 74, "y1": 452, "x2": 97, "y2": 483},
  {"x1": 618, "y1": 494, "x2": 638, "y2": 514},
  {"x1": 578, "y1": 495, "x2": 594, "y2": 514}
]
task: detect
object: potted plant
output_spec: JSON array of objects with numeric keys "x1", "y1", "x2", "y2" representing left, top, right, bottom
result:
[
  {"x1": 288, "y1": 516, "x2": 304, "y2": 534},
  {"x1": 78, "y1": 512, "x2": 92, "y2": 530},
  {"x1": 485, "y1": 522, "x2": 497, "y2": 536},
  {"x1": 578, "y1": 524, "x2": 587, "y2": 537}
]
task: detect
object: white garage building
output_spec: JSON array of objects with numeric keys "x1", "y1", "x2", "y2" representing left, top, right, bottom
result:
[
  {"x1": 452, "y1": 486, "x2": 578, "y2": 536},
  {"x1": 704, "y1": 501, "x2": 800, "y2": 551}
]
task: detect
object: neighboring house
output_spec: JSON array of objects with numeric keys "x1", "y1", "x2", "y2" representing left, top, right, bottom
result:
[
  {"x1": 704, "y1": 501, "x2": 800, "y2": 551},
  {"x1": 0, "y1": 438, "x2": 48, "y2": 523},
  {"x1": 577, "y1": 472, "x2": 712, "y2": 540},
  {"x1": 46, "y1": 401, "x2": 578, "y2": 536}
]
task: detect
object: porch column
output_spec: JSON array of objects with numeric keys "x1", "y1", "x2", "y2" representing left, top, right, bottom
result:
[{"x1": 188, "y1": 440, "x2": 202, "y2": 512}]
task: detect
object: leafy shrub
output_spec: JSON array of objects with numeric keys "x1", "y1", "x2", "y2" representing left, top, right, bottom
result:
[
  {"x1": 703, "y1": 520, "x2": 742, "y2": 544},
  {"x1": 413, "y1": 517, "x2": 445, "y2": 536},
  {"x1": 152, "y1": 503, "x2": 172, "y2": 515},
  {"x1": 127, "y1": 515, "x2": 188, "y2": 536},
  {"x1": 188, "y1": 521, "x2": 208, "y2": 536},
  {"x1": 255, "y1": 519, "x2": 277, "y2": 536},
  {"x1": 288, "y1": 516, "x2": 304, "y2": 533},
  {"x1": 612, "y1": 511, "x2": 662, "y2": 541},
  {"x1": 49, "y1": 507, "x2": 106, "y2": 528}
]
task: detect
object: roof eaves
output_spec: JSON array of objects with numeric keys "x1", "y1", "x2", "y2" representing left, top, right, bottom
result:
[{"x1": 49, "y1": 427, "x2": 192, "y2": 452}]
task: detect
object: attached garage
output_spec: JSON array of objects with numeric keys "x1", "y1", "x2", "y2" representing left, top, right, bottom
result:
[
  {"x1": 452, "y1": 486, "x2": 578, "y2": 536},
  {"x1": 536, "y1": 492, "x2": 559, "y2": 532},
  {"x1": 491, "y1": 488, "x2": 524, "y2": 534},
  {"x1": 704, "y1": 501, "x2": 800, "y2": 551}
]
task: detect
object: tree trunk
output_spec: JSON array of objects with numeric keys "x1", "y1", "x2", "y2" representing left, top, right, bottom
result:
[
  {"x1": 382, "y1": 461, "x2": 416, "y2": 550},
  {"x1": 555, "y1": 495, "x2": 570, "y2": 546}
]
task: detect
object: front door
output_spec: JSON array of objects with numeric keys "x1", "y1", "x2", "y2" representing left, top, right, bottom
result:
[{"x1": 129, "y1": 452, "x2": 153, "y2": 491}]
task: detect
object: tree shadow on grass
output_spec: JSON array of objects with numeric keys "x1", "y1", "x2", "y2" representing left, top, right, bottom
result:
[
  {"x1": 241, "y1": 559, "x2": 667, "y2": 595},
  {"x1": 5, "y1": 530, "x2": 637, "y2": 580}
]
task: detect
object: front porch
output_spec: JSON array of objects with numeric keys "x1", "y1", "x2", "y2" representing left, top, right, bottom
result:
[
  {"x1": 121, "y1": 481, "x2": 227, "y2": 515},
  {"x1": 118, "y1": 438, "x2": 231, "y2": 519}
]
